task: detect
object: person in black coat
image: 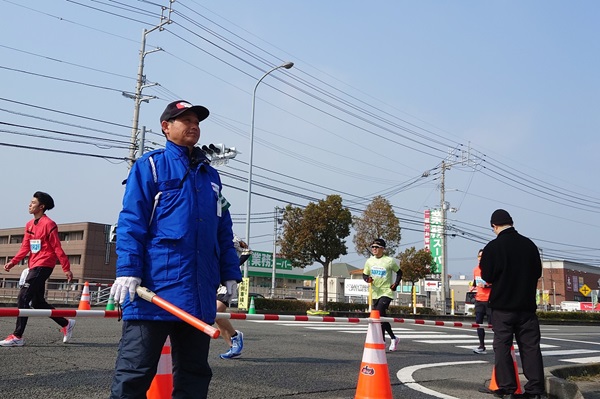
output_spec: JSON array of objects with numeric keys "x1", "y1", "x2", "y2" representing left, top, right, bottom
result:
[{"x1": 480, "y1": 209, "x2": 546, "y2": 399}]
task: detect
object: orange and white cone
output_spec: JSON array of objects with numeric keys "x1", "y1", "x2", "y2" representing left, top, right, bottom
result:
[
  {"x1": 355, "y1": 310, "x2": 393, "y2": 399},
  {"x1": 147, "y1": 337, "x2": 173, "y2": 399},
  {"x1": 77, "y1": 281, "x2": 91, "y2": 310},
  {"x1": 488, "y1": 344, "x2": 523, "y2": 394}
]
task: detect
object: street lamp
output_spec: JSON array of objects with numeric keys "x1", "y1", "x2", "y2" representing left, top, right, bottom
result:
[{"x1": 244, "y1": 61, "x2": 294, "y2": 278}]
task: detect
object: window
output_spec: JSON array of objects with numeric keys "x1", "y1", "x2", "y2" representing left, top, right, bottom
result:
[
  {"x1": 4, "y1": 279, "x2": 19, "y2": 289},
  {"x1": 10, "y1": 235, "x2": 24, "y2": 244},
  {"x1": 465, "y1": 291, "x2": 476, "y2": 304},
  {"x1": 58, "y1": 231, "x2": 84, "y2": 241},
  {"x1": 68, "y1": 255, "x2": 81, "y2": 265},
  {"x1": 0, "y1": 235, "x2": 8, "y2": 244}
]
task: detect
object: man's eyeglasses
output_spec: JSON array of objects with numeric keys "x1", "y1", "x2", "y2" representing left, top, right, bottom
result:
[{"x1": 370, "y1": 245, "x2": 383, "y2": 249}]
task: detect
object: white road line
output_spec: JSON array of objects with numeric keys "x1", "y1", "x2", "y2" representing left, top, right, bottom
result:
[
  {"x1": 306, "y1": 326, "x2": 366, "y2": 330},
  {"x1": 456, "y1": 343, "x2": 559, "y2": 351},
  {"x1": 540, "y1": 349, "x2": 600, "y2": 356},
  {"x1": 543, "y1": 336, "x2": 600, "y2": 346},
  {"x1": 396, "y1": 360, "x2": 487, "y2": 399},
  {"x1": 561, "y1": 356, "x2": 600, "y2": 363},
  {"x1": 418, "y1": 339, "x2": 494, "y2": 344}
]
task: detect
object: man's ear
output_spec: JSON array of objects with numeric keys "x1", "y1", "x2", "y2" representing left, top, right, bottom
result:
[{"x1": 161, "y1": 120, "x2": 170, "y2": 137}]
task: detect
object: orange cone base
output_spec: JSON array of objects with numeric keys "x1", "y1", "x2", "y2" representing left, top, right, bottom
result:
[
  {"x1": 488, "y1": 347, "x2": 523, "y2": 395},
  {"x1": 355, "y1": 362, "x2": 393, "y2": 399},
  {"x1": 147, "y1": 376, "x2": 173, "y2": 399}
]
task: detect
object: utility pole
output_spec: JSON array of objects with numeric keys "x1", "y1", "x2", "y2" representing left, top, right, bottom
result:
[
  {"x1": 440, "y1": 160, "x2": 449, "y2": 311},
  {"x1": 124, "y1": 2, "x2": 173, "y2": 167},
  {"x1": 434, "y1": 145, "x2": 480, "y2": 314}
]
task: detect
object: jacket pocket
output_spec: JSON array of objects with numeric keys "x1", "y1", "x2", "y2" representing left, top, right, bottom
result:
[
  {"x1": 146, "y1": 238, "x2": 181, "y2": 282},
  {"x1": 154, "y1": 179, "x2": 185, "y2": 239}
]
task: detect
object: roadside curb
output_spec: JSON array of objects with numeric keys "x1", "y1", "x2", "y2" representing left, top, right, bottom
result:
[{"x1": 546, "y1": 363, "x2": 600, "y2": 399}]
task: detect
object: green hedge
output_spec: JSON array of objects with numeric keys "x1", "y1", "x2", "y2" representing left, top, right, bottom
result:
[
  {"x1": 253, "y1": 299, "x2": 436, "y2": 316},
  {"x1": 538, "y1": 310, "x2": 600, "y2": 322}
]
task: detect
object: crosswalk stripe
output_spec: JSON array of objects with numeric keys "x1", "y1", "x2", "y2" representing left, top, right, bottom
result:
[
  {"x1": 539, "y1": 349, "x2": 600, "y2": 356},
  {"x1": 561, "y1": 356, "x2": 600, "y2": 363},
  {"x1": 253, "y1": 319, "x2": 599, "y2": 363},
  {"x1": 455, "y1": 343, "x2": 559, "y2": 350}
]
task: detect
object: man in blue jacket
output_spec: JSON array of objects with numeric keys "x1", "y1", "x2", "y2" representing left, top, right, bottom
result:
[
  {"x1": 109, "y1": 100, "x2": 242, "y2": 398},
  {"x1": 480, "y1": 209, "x2": 545, "y2": 399}
]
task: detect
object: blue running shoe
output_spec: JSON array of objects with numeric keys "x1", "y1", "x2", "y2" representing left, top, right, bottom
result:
[{"x1": 220, "y1": 330, "x2": 243, "y2": 359}]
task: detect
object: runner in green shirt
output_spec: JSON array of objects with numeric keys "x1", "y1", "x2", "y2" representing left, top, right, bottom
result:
[{"x1": 363, "y1": 238, "x2": 403, "y2": 351}]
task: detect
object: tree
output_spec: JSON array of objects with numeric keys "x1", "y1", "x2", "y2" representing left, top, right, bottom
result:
[
  {"x1": 353, "y1": 196, "x2": 401, "y2": 258},
  {"x1": 397, "y1": 246, "x2": 435, "y2": 313},
  {"x1": 279, "y1": 195, "x2": 352, "y2": 310}
]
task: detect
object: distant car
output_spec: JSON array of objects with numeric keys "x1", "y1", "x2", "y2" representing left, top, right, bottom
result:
[
  {"x1": 229, "y1": 293, "x2": 265, "y2": 308},
  {"x1": 464, "y1": 291, "x2": 476, "y2": 315}
]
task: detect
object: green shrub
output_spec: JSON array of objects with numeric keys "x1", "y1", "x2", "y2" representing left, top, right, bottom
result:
[{"x1": 538, "y1": 310, "x2": 600, "y2": 322}]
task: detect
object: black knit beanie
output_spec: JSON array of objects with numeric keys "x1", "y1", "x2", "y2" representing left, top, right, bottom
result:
[{"x1": 490, "y1": 209, "x2": 513, "y2": 226}]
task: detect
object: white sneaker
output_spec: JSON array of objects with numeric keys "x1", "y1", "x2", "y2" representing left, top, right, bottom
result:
[
  {"x1": 389, "y1": 337, "x2": 400, "y2": 351},
  {"x1": 61, "y1": 319, "x2": 76, "y2": 343},
  {"x1": 473, "y1": 346, "x2": 487, "y2": 354},
  {"x1": 0, "y1": 334, "x2": 24, "y2": 347}
]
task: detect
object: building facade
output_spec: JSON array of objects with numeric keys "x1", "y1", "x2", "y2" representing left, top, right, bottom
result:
[{"x1": 539, "y1": 259, "x2": 600, "y2": 309}]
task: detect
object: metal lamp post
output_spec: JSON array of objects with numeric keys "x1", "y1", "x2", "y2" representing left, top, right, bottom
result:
[{"x1": 244, "y1": 61, "x2": 294, "y2": 278}]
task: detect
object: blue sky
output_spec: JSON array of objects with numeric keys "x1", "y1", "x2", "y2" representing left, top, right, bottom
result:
[{"x1": 1, "y1": 0, "x2": 599, "y2": 279}]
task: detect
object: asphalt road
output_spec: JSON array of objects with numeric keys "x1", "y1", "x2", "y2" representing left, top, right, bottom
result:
[{"x1": 0, "y1": 313, "x2": 599, "y2": 398}]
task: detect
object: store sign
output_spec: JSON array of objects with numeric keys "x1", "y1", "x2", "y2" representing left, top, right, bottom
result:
[
  {"x1": 248, "y1": 251, "x2": 292, "y2": 270},
  {"x1": 424, "y1": 280, "x2": 441, "y2": 292},
  {"x1": 425, "y1": 209, "x2": 443, "y2": 274},
  {"x1": 345, "y1": 279, "x2": 369, "y2": 297}
]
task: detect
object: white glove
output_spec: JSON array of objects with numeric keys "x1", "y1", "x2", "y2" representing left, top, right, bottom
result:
[
  {"x1": 220, "y1": 280, "x2": 238, "y2": 303},
  {"x1": 110, "y1": 277, "x2": 142, "y2": 304}
]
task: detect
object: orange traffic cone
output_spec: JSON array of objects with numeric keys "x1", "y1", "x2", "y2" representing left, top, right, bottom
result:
[
  {"x1": 78, "y1": 281, "x2": 91, "y2": 310},
  {"x1": 488, "y1": 344, "x2": 523, "y2": 394},
  {"x1": 147, "y1": 337, "x2": 173, "y2": 399},
  {"x1": 355, "y1": 310, "x2": 393, "y2": 399}
]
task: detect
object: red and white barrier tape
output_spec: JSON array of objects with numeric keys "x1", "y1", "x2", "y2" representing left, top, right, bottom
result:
[{"x1": 0, "y1": 308, "x2": 492, "y2": 329}]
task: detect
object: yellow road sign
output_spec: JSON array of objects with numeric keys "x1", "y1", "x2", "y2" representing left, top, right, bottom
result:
[{"x1": 579, "y1": 284, "x2": 591, "y2": 297}]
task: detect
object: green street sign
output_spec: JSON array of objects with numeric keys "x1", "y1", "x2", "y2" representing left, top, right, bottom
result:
[{"x1": 248, "y1": 251, "x2": 292, "y2": 270}]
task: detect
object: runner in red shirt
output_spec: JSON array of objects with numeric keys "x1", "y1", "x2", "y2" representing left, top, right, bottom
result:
[
  {"x1": 472, "y1": 249, "x2": 492, "y2": 354},
  {"x1": 1, "y1": 191, "x2": 75, "y2": 347}
]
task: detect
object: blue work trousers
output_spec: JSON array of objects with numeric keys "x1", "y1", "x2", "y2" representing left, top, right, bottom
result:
[{"x1": 110, "y1": 320, "x2": 212, "y2": 399}]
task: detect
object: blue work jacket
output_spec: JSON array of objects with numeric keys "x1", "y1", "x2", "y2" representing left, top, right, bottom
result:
[{"x1": 115, "y1": 141, "x2": 242, "y2": 324}]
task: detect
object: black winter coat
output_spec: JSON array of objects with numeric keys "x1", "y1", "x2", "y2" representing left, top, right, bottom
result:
[{"x1": 480, "y1": 227, "x2": 542, "y2": 312}]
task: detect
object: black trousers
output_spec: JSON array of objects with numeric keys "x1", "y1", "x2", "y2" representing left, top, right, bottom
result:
[
  {"x1": 373, "y1": 296, "x2": 395, "y2": 340},
  {"x1": 491, "y1": 309, "x2": 545, "y2": 395},
  {"x1": 474, "y1": 300, "x2": 492, "y2": 347},
  {"x1": 110, "y1": 320, "x2": 212, "y2": 399},
  {"x1": 15, "y1": 266, "x2": 68, "y2": 337}
]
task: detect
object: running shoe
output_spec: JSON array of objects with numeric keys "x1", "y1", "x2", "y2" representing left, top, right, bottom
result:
[
  {"x1": 61, "y1": 319, "x2": 76, "y2": 343},
  {"x1": 0, "y1": 334, "x2": 24, "y2": 347}
]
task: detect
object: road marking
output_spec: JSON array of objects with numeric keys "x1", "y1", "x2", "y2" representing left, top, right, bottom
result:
[
  {"x1": 543, "y1": 336, "x2": 600, "y2": 346},
  {"x1": 419, "y1": 339, "x2": 494, "y2": 344},
  {"x1": 453, "y1": 343, "x2": 558, "y2": 349},
  {"x1": 561, "y1": 356, "x2": 600, "y2": 363},
  {"x1": 540, "y1": 349, "x2": 600, "y2": 356},
  {"x1": 397, "y1": 360, "x2": 487, "y2": 399}
]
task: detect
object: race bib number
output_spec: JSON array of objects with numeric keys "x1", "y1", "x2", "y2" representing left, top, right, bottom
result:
[{"x1": 30, "y1": 239, "x2": 41, "y2": 253}]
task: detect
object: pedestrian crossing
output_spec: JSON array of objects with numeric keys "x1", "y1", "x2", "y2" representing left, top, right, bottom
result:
[{"x1": 252, "y1": 320, "x2": 600, "y2": 363}]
